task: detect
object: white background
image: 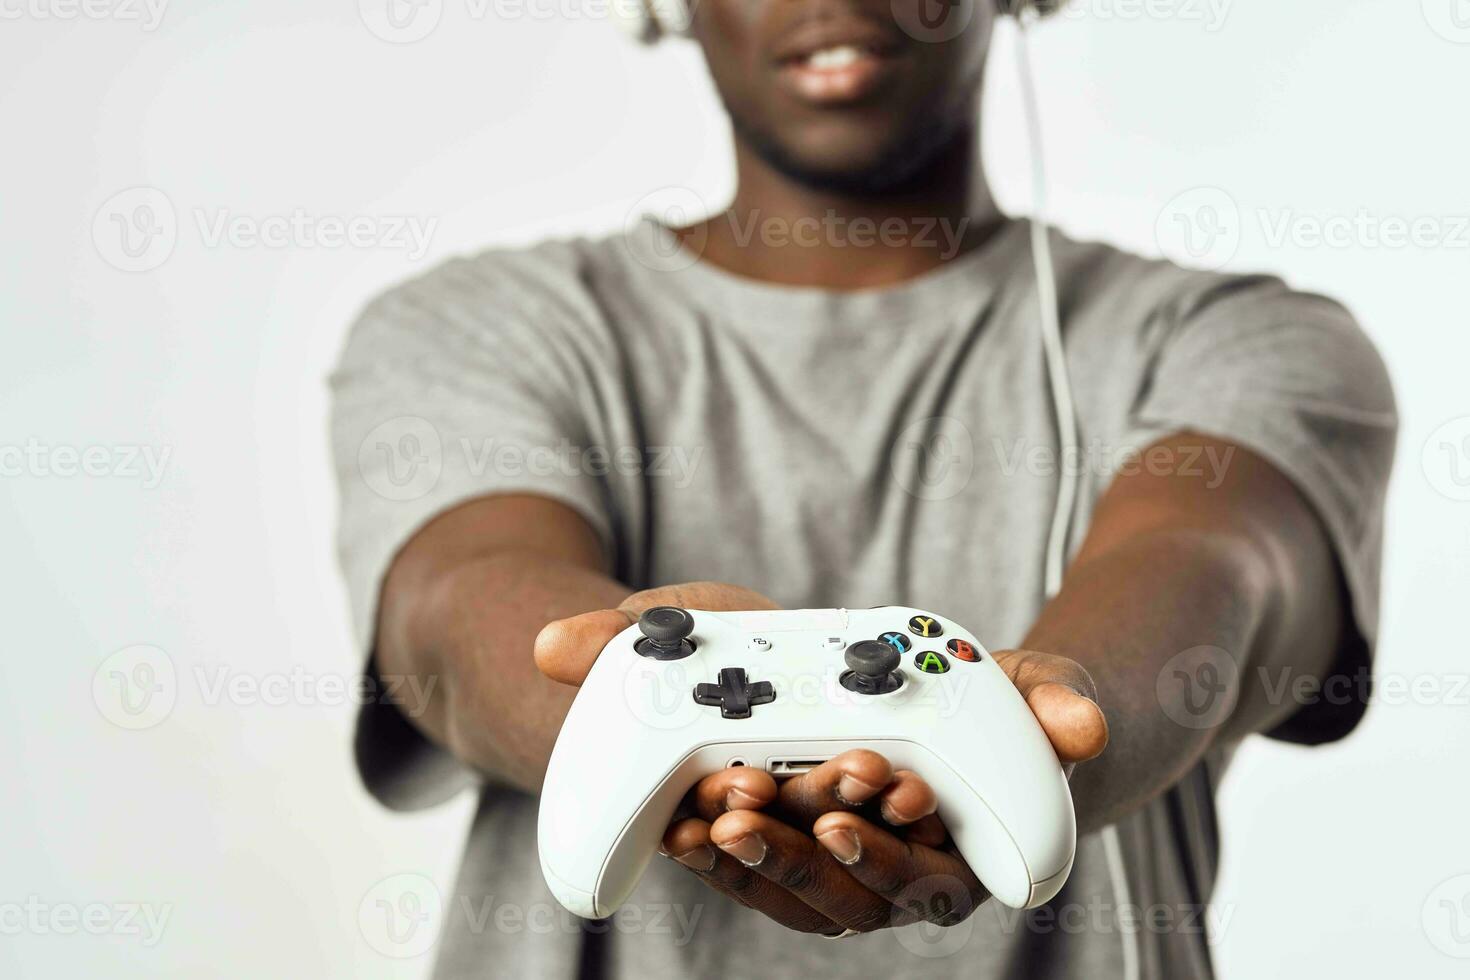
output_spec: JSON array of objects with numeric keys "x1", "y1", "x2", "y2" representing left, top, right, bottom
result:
[{"x1": 2, "y1": 1, "x2": 1468, "y2": 977}]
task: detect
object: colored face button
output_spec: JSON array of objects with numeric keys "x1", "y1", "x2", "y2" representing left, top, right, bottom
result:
[
  {"x1": 946, "y1": 638, "x2": 981, "y2": 662},
  {"x1": 913, "y1": 650, "x2": 950, "y2": 674},
  {"x1": 877, "y1": 631, "x2": 912, "y2": 654},
  {"x1": 908, "y1": 615, "x2": 943, "y2": 638}
]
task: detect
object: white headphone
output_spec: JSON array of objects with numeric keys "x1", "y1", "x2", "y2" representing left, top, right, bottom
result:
[{"x1": 610, "y1": 0, "x2": 1055, "y2": 42}]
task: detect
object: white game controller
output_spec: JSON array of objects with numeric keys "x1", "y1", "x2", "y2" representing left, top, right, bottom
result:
[{"x1": 538, "y1": 606, "x2": 1077, "y2": 919}]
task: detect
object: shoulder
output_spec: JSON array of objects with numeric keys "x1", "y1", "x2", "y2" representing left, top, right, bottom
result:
[
  {"x1": 336, "y1": 233, "x2": 631, "y2": 370},
  {"x1": 1043, "y1": 229, "x2": 1393, "y2": 407}
]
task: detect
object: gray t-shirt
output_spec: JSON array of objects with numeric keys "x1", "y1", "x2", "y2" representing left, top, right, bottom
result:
[{"x1": 330, "y1": 218, "x2": 1396, "y2": 979}]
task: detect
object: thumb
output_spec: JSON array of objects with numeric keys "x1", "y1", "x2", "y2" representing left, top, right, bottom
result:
[
  {"x1": 534, "y1": 608, "x2": 636, "y2": 687},
  {"x1": 990, "y1": 649, "x2": 1109, "y2": 766}
]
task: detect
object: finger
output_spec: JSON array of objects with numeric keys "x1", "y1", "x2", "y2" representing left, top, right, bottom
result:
[
  {"x1": 708, "y1": 810, "x2": 895, "y2": 934},
  {"x1": 619, "y1": 582, "x2": 781, "y2": 618},
  {"x1": 873, "y1": 770, "x2": 938, "y2": 828},
  {"x1": 534, "y1": 583, "x2": 779, "y2": 687},
  {"x1": 775, "y1": 749, "x2": 894, "y2": 823},
  {"x1": 811, "y1": 811, "x2": 986, "y2": 926},
  {"x1": 902, "y1": 814, "x2": 949, "y2": 849},
  {"x1": 991, "y1": 649, "x2": 1109, "y2": 764},
  {"x1": 691, "y1": 767, "x2": 779, "y2": 822},
  {"x1": 661, "y1": 818, "x2": 840, "y2": 934},
  {"x1": 534, "y1": 609, "x2": 634, "y2": 686}
]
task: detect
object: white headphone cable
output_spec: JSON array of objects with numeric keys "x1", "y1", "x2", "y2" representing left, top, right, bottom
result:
[{"x1": 1013, "y1": 12, "x2": 1141, "y2": 980}]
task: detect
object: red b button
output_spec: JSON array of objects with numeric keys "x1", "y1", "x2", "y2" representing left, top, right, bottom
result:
[{"x1": 946, "y1": 638, "x2": 981, "y2": 662}]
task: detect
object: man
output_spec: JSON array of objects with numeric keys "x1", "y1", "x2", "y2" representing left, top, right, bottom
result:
[{"x1": 331, "y1": 1, "x2": 1397, "y2": 977}]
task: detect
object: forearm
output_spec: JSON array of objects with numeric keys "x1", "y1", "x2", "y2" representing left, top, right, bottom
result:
[
  {"x1": 1029, "y1": 527, "x2": 1281, "y2": 833},
  {"x1": 376, "y1": 549, "x2": 631, "y2": 794}
]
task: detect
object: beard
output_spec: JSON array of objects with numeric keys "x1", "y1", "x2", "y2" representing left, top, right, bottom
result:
[{"x1": 727, "y1": 104, "x2": 975, "y2": 198}]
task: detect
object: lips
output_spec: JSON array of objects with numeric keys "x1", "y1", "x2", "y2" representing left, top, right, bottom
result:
[{"x1": 773, "y1": 20, "x2": 906, "y2": 106}]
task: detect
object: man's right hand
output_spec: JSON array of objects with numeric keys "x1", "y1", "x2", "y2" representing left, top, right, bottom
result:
[{"x1": 533, "y1": 582, "x2": 781, "y2": 687}]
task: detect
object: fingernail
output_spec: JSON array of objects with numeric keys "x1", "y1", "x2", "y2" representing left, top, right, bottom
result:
[
  {"x1": 726, "y1": 787, "x2": 764, "y2": 810},
  {"x1": 718, "y1": 833, "x2": 768, "y2": 867},
  {"x1": 879, "y1": 800, "x2": 909, "y2": 825},
  {"x1": 836, "y1": 774, "x2": 881, "y2": 806},
  {"x1": 817, "y1": 829, "x2": 862, "y2": 865},
  {"x1": 671, "y1": 845, "x2": 717, "y2": 873}
]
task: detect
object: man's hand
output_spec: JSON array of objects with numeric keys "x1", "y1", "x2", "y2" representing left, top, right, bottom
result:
[
  {"x1": 534, "y1": 596, "x2": 1108, "y2": 937},
  {"x1": 656, "y1": 650, "x2": 1105, "y2": 936}
]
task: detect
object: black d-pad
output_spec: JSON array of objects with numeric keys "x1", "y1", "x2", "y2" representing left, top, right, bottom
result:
[{"x1": 693, "y1": 667, "x2": 776, "y2": 720}]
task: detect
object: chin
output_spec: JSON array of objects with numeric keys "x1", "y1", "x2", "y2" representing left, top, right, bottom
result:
[{"x1": 743, "y1": 111, "x2": 966, "y2": 196}]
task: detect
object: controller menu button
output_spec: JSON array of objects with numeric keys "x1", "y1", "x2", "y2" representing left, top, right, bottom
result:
[
  {"x1": 914, "y1": 651, "x2": 951, "y2": 674},
  {"x1": 908, "y1": 615, "x2": 944, "y2": 638},
  {"x1": 693, "y1": 667, "x2": 776, "y2": 720},
  {"x1": 946, "y1": 638, "x2": 981, "y2": 662},
  {"x1": 877, "y1": 631, "x2": 912, "y2": 654},
  {"x1": 749, "y1": 637, "x2": 772, "y2": 653}
]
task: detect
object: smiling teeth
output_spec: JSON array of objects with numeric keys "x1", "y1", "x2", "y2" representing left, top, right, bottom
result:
[{"x1": 806, "y1": 46, "x2": 863, "y2": 70}]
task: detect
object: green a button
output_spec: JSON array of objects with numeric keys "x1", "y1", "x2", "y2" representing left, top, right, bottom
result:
[{"x1": 914, "y1": 651, "x2": 950, "y2": 674}]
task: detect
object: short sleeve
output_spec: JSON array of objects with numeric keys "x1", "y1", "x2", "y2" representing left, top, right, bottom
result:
[
  {"x1": 329, "y1": 257, "x2": 613, "y2": 809},
  {"x1": 1125, "y1": 275, "x2": 1398, "y2": 744}
]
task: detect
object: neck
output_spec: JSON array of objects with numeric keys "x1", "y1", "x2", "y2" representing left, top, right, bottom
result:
[{"x1": 678, "y1": 125, "x2": 1004, "y2": 291}]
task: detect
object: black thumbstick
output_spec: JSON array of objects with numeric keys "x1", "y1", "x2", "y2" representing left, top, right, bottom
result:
[
  {"x1": 636, "y1": 606, "x2": 696, "y2": 660},
  {"x1": 842, "y1": 640, "x2": 903, "y2": 695}
]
